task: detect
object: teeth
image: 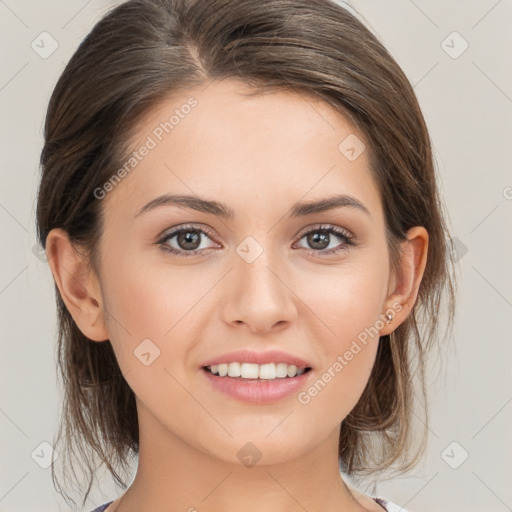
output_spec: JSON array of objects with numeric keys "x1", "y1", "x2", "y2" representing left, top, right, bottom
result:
[{"x1": 208, "y1": 362, "x2": 308, "y2": 379}]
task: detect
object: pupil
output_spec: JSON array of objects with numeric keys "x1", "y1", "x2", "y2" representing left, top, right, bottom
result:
[
  {"x1": 178, "y1": 231, "x2": 200, "y2": 250},
  {"x1": 308, "y1": 231, "x2": 329, "y2": 250}
]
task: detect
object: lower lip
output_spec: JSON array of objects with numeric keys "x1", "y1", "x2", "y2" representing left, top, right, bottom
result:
[{"x1": 201, "y1": 367, "x2": 313, "y2": 404}]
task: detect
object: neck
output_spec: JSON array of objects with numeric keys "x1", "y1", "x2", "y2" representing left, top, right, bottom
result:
[{"x1": 110, "y1": 400, "x2": 374, "y2": 512}]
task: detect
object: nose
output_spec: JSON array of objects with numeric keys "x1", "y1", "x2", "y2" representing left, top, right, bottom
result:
[{"x1": 220, "y1": 247, "x2": 298, "y2": 334}]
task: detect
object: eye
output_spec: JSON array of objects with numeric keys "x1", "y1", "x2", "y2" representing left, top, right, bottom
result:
[
  {"x1": 156, "y1": 223, "x2": 355, "y2": 258},
  {"x1": 157, "y1": 224, "x2": 219, "y2": 257},
  {"x1": 293, "y1": 224, "x2": 355, "y2": 255}
]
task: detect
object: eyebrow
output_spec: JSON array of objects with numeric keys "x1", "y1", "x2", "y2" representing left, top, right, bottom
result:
[{"x1": 134, "y1": 193, "x2": 371, "y2": 219}]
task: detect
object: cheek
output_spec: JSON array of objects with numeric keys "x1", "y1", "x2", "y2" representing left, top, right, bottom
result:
[
  {"x1": 100, "y1": 246, "x2": 218, "y2": 377},
  {"x1": 303, "y1": 341, "x2": 379, "y2": 427},
  {"x1": 293, "y1": 258, "x2": 387, "y2": 415},
  {"x1": 298, "y1": 256, "x2": 388, "y2": 346},
  {"x1": 299, "y1": 276, "x2": 383, "y2": 424},
  {"x1": 101, "y1": 244, "x2": 201, "y2": 336},
  {"x1": 99, "y1": 256, "x2": 203, "y2": 408}
]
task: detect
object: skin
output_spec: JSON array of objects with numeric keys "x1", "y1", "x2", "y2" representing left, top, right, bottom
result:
[{"x1": 46, "y1": 79, "x2": 428, "y2": 512}]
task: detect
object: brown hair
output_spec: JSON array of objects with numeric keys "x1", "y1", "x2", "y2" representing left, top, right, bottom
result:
[{"x1": 36, "y1": 0, "x2": 457, "y2": 506}]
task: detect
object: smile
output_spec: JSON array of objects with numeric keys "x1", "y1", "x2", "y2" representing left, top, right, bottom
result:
[{"x1": 204, "y1": 362, "x2": 311, "y2": 379}]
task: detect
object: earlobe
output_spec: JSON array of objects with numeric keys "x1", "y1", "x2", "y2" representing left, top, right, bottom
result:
[
  {"x1": 45, "y1": 228, "x2": 109, "y2": 342},
  {"x1": 380, "y1": 226, "x2": 429, "y2": 335}
]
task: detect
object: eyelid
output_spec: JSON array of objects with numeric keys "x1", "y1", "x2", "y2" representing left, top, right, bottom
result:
[
  {"x1": 157, "y1": 223, "x2": 217, "y2": 242},
  {"x1": 295, "y1": 223, "x2": 353, "y2": 240}
]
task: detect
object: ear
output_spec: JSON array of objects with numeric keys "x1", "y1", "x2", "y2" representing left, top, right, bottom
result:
[
  {"x1": 379, "y1": 226, "x2": 429, "y2": 335},
  {"x1": 45, "y1": 228, "x2": 109, "y2": 342}
]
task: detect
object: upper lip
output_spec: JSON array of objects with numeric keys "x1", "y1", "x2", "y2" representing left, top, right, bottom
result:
[{"x1": 201, "y1": 349, "x2": 312, "y2": 369}]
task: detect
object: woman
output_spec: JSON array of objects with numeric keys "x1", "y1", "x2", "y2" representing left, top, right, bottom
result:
[{"x1": 35, "y1": 0, "x2": 456, "y2": 510}]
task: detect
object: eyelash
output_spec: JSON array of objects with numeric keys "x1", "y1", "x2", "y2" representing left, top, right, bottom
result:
[{"x1": 156, "y1": 223, "x2": 355, "y2": 258}]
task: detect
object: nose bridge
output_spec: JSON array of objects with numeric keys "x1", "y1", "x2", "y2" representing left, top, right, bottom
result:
[{"x1": 221, "y1": 233, "x2": 297, "y2": 331}]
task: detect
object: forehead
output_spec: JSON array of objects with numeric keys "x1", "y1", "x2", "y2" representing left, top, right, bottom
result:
[{"x1": 103, "y1": 78, "x2": 382, "y2": 224}]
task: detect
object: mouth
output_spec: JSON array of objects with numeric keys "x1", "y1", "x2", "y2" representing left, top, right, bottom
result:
[
  {"x1": 201, "y1": 362, "x2": 314, "y2": 404},
  {"x1": 202, "y1": 363, "x2": 313, "y2": 380}
]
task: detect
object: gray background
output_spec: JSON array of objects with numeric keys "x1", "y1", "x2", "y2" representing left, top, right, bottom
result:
[{"x1": 0, "y1": 1, "x2": 511, "y2": 511}]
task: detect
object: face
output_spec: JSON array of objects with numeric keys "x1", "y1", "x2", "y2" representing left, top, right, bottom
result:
[{"x1": 94, "y1": 78, "x2": 394, "y2": 465}]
